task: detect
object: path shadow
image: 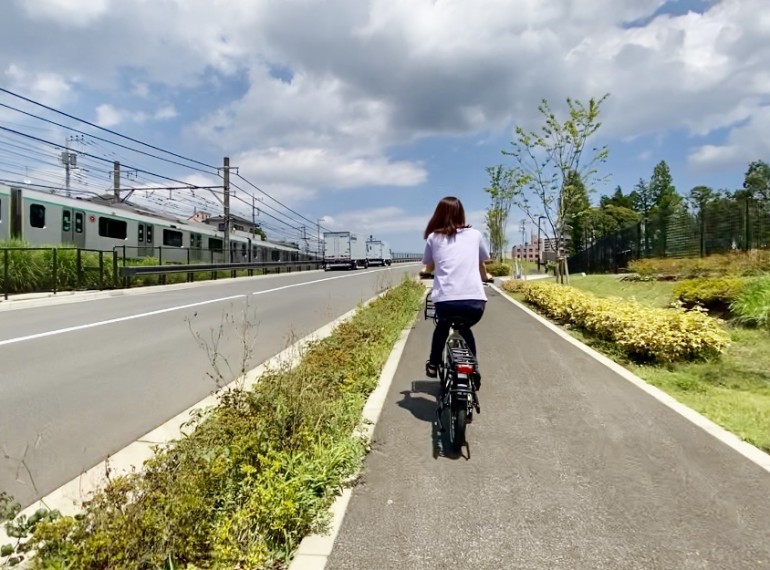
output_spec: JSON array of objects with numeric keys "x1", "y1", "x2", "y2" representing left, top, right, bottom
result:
[{"x1": 396, "y1": 379, "x2": 468, "y2": 461}]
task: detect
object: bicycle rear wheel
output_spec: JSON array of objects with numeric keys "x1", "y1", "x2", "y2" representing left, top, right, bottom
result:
[{"x1": 448, "y1": 406, "x2": 467, "y2": 454}]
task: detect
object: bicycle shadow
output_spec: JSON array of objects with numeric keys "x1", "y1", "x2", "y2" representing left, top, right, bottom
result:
[{"x1": 396, "y1": 380, "x2": 468, "y2": 460}]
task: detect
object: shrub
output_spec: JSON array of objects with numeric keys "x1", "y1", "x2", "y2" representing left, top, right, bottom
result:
[
  {"x1": 672, "y1": 277, "x2": 747, "y2": 313},
  {"x1": 515, "y1": 281, "x2": 729, "y2": 363},
  {"x1": 628, "y1": 251, "x2": 770, "y2": 279},
  {"x1": 500, "y1": 279, "x2": 527, "y2": 293},
  {"x1": 485, "y1": 261, "x2": 511, "y2": 277},
  {"x1": 730, "y1": 277, "x2": 770, "y2": 328},
  {"x1": 0, "y1": 241, "x2": 115, "y2": 293}
]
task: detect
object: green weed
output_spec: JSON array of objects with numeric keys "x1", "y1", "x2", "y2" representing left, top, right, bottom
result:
[{"x1": 12, "y1": 277, "x2": 424, "y2": 569}]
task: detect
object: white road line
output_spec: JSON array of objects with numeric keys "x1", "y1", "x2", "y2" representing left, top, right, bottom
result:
[
  {"x1": 0, "y1": 266, "x2": 410, "y2": 347},
  {"x1": 250, "y1": 266, "x2": 390, "y2": 296},
  {"x1": 0, "y1": 295, "x2": 246, "y2": 347}
]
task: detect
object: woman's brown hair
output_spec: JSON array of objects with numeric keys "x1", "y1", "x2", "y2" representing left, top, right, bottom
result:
[{"x1": 423, "y1": 196, "x2": 470, "y2": 239}]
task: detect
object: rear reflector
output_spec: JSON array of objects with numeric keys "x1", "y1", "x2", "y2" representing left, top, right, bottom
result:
[{"x1": 456, "y1": 364, "x2": 474, "y2": 375}]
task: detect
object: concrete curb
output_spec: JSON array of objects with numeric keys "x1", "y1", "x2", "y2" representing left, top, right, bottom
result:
[
  {"x1": 288, "y1": 287, "x2": 428, "y2": 570},
  {"x1": 0, "y1": 282, "x2": 403, "y2": 551},
  {"x1": 491, "y1": 283, "x2": 770, "y2": 474}
]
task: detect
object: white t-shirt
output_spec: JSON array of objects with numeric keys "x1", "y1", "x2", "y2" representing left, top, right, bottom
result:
[{"x1": 422, "y1": 227, "x2": 490, "y2": 303}]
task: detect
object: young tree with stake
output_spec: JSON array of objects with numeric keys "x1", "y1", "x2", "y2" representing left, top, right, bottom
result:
[{"x1": 501, "y1": 94, "x2": 610, "y2": 283}]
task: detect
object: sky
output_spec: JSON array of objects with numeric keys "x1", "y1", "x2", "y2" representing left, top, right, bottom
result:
[{"x1": 1, "y1": 0, "x2": 769, "y2": 254}]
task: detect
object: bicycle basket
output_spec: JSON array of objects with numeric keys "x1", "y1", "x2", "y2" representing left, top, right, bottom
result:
[{"x1": 424, "y1": 292, "x2": 435, "y2": 320}]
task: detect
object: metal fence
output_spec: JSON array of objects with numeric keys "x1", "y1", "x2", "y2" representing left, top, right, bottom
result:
[
  {"x1": 568, "y1": 197, "x2": 770, "y2": 274},
  {"x1": 1, "y1": 245, "x2": 423, "y2": 300}
]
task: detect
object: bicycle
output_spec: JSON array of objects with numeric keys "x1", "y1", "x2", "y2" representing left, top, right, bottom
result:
[{"x1": 421, "y1": 271, "x2": 490, "y2": 455}]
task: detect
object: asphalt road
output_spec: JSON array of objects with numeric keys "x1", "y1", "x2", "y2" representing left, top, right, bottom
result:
[
  {"x1": 326, "y1": 286, "x2": 770, "y2": 570},
  {"x1": 0, "y1": 265, "x2": 418, "y2": 509}
]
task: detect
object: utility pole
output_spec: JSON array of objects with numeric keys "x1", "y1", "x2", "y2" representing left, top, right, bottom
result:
[
  {"x1": 219, "y1": 156, "x2": 238, "y2": 263},
  {"x1": 113, "y1": 161, "x2": 121, "y2": 203},
  {"x1": 60, "y1": 137, "x2": 77, "y2": 198}
]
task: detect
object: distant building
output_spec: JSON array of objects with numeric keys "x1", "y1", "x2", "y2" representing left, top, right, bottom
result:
[
  {"x1": 512, "y1": 231, "x2": 544, "y2": 262},
  {"x1": 188, "y1": 211, "x2": 265, "y2": 239}
]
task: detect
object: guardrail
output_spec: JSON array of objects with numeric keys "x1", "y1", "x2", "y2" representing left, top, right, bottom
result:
[
  {"x1": 1, "y1": 246, "x2": 422, "y2": 300},
  {"x1": 117, "y1": 261, "x2": 322, "y2": 288}
]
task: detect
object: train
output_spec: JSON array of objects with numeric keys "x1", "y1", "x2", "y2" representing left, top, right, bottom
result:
[{"x1": 0, "y1": 182, "x2": 319, "y2": 265}]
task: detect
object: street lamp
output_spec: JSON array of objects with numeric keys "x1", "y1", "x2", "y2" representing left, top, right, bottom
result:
[{"x1": 537, "y1": 215, "x2": 547, "y2": 273}]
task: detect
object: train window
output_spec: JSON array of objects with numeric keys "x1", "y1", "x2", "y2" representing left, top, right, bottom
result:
[
  {"x1": 138, "y1": 224, "x2": 144, "y2": 243},
  {"x1": 98, "y1": 216, "x2": 127, "y2": 239},
  {"x1": 163, "y1": 229, "x2": 183, "y2": 247},
  {"x1": 271, "y1": 249, "x2": 280, "y2": 262},
  {"x1": 191, "y1": 233, "x2": 202, "y2": 248},
  {"x1": 62, "y1": 210, "x2": 71, "y2": 232},
  {"x1": 30, "y1": 204, "x2": 46, "y2": 228},
  {"x1": 241, "y1": 242, "x2": 247, "y2": 256},
  {"x1": 208, "y1": 237, "x2": 223, "y2": 251},
  {"x1": 146, "y1": 225, "x2": 153, "y2": 243},
  {"x1": 75, "y1": 212, "x2": 83, "y2": 233}
]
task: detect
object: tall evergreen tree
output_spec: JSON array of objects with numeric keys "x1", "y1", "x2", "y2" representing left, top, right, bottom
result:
[
  {"x1": 648, "y1": 160, "x2": 682, "y2": 256},
  {"x1": 563, "y1": 170, "x2": 591, "y2": 255}
]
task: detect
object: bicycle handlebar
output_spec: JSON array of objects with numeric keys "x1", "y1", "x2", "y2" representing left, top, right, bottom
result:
[{"x1": 419, "y1": 271, "x2": 494, "y2": 284}]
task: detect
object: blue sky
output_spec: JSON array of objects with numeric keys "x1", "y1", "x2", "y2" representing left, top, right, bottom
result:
[{"x1": 1, "y1": 0, "x2": 768, "y2": 253}]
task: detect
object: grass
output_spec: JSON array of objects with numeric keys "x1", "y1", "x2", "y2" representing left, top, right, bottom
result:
[
  {"x1": 2, "y1": 277, "x2": 425, "y2": 570},
  {"x1": 505, "y1": 274, "x2": 770, "y2": 454},
  {"x1": 563, "y1": 274, "x2": 677, "y2": 308}
]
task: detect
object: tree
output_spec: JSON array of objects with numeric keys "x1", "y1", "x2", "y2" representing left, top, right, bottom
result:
[
  {"x1": 739, "y1": 160, "x2": 770, "y2": 250},
  {"x1": 632, "y1": 178, "x2": 655, "y2": 219},
  {"x1": 600, "y1": 185, "x2": 636, "y2": 210},
  {"x1": 743, "y1": 160, "x2": 770, "y2": 201},
  {"x1": 649, "y1": 160, "x2": 682, "y2": 256},
  {"x1": 563, "y1": 170, "x2": 591, "y2": 255},
  {"x1": 502, "y1": 94, "x2": 610, "y2": 282},
  {"x1": 483, "y1": 165, "x2": 518, "y2": 261},
  {"x1": 688, "y1": 185, "x2": 715, "y2": 257},
  {"x1": 632, "y1": 178, "x2": 655, "y2": 253}
]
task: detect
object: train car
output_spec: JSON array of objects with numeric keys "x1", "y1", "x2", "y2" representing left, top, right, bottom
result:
[
  {"x1": 0, "y1": 182, "x2": 317, "y2": 266},
  {"x1": 0, "y1": 184, "x2": 10, "y2": 242}
]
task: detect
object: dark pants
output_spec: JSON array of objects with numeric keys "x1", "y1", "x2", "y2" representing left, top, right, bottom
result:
[{"x1": 429, "y1": 299, "x2": 486, "y2": 365}]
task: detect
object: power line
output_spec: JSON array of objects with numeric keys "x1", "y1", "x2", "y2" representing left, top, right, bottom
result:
[
  {"x1": 0, "y1": 124, "x2": 218, "y2": 191},
  {"x1": 234, "y1": 173, "x2": 332, "y2": 233},
  {"x1": 0, "y1": 102, "x2": 218, "y2": 176},
  {"x1": 0, "y1": 87, "x2": 218, "y2": 170},
  {"x1": 0, "y1": 89, "x2": 331, "y2": 245}
]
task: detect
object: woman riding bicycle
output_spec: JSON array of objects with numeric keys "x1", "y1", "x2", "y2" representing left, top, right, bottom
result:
[{"x1": 421, "y1": 196, "x2": 491, "y2": 381}]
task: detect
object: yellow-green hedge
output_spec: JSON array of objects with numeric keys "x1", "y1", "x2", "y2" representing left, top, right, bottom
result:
[
  {"x1": 671, "y1": 277, "x2": 746, "y2": 309},
  {"x1": 507, "y1": 281, "x2": 730, "y2": 363}
]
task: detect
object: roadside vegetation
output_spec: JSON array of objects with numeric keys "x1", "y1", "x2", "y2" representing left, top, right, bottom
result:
[
  {"x1": 502, "y1": 252, "x2": 770, "y2": 453},
  {"x1": 0, "y1": 239, "x2": 316, "y2": 296},
  {"x1": 1, "y1": 277, "x2": 424, "y2": 569}
]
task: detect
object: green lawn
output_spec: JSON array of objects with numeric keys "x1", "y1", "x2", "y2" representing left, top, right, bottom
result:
[
  {"x1": 512, "y1": 274, "x2": 770, "y2": 453},
  {"x1": 565, "y1": 274, "x2": 677, "y2": 308}
]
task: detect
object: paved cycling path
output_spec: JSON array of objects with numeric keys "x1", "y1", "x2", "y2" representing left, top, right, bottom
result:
[{"x1": 322, "y1": 285, "x2": 770, "y2": 570}]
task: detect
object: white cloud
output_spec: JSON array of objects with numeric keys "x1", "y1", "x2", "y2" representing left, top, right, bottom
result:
[
  {"x1": 689, "y1": 106, "x2": 770, "y2": 171},
  {"x1": 95, "y1": 104, "x2": 122, "y2": 127},
  {"x1": 232, "y1": 147, "x2": 427, "y2": 203},
  {"x1": 154, "y1": 105, "x2": 177, "y2": 120},
  {"x1": 4, "y1": 64, "x2": 73, "y2": 107},
  {"x1": 18, "y1": 0, "x2": 110, "y2": 28},
  {"x1": 1, "y1": 0, "x2": 769, "y2": 204}
]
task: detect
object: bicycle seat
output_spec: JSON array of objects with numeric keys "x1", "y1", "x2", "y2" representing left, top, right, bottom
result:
[{"x1": 440, "y1": 315, "x2": 477, "y2": 329}]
